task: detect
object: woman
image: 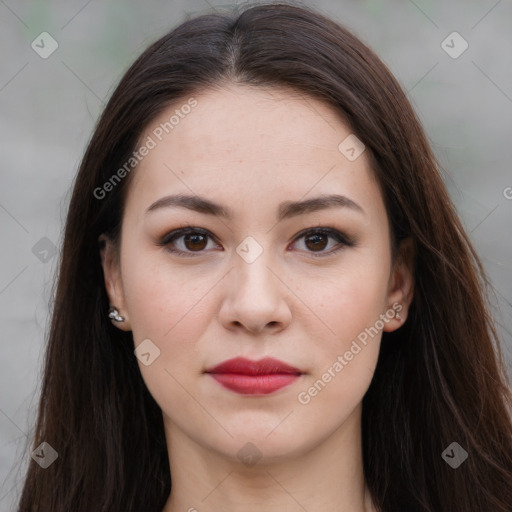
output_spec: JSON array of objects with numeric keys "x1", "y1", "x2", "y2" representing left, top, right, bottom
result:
[{"x1": 17, "y1": 2, "x2": 512, "y2": 511}]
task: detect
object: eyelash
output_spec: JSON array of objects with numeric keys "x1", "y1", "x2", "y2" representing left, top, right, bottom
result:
[{"x1": 156, "y1": 224, "x2": 355, "y2": 258}]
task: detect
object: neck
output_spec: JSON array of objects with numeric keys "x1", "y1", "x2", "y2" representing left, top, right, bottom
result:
[{"x1": 161, "y1": 403, "x2": 375, "y2": 512}]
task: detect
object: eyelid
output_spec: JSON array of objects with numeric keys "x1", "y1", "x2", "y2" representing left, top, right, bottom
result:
[
  {"x1": 156, "y1": 225, "x2": 355, "y2": 257},
  {"x1": 289, "y1": 227, "x2": 355, "y2": 258},
  {"x1": 156, "y1": 225, "x2": 220, "y2": 257},
  {"x1": 291, "y1": 226, "x2": 354, "y2": 247}
]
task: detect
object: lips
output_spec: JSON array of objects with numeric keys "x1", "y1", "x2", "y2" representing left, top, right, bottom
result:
[{"x1": 204, "y1": 357, "x2": 302, "y2": 395}]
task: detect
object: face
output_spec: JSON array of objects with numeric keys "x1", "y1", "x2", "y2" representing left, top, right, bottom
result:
[{"x1": 100, "y1": 84, "x2": 413, "y2": 464}]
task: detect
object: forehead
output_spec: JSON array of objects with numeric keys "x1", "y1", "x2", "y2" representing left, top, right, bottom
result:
[
  {"x1": 124, "y1": 84, "x2": 384, "y2": 226},
  {"x1": 140, "y1": 84, "x2": 356, "y2": 166}
]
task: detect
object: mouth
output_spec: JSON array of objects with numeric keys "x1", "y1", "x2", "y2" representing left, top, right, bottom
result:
[{"x1": 204, "y1": 357, "x2": 303, "y2": 395}]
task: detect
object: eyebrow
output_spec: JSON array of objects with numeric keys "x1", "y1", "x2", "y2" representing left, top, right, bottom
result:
[{"x1": 145, "y1": 193, "x2": 365, "y2": 221}]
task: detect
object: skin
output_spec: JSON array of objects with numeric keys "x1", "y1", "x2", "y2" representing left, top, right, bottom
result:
[{"x1": 100, "y1": 83, "x2": 414, "y2": 512}]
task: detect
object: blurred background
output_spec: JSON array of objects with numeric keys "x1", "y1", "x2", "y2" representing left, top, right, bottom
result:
[{"x1": 1, "y1": 0, "x2": 511, "y2": 509}]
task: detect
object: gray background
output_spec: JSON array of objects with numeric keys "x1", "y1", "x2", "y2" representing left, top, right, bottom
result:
[{"x1": 1, "y1": 0, "x2": 511, "y2": 509}]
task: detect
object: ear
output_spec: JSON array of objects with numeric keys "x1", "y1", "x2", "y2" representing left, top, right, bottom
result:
[
  {"x1": 98, "y1": 234, "x2": 131, "y2": 331},
  {"x1": 383, "y1": 237, "x2": 415, "y2": 332}
]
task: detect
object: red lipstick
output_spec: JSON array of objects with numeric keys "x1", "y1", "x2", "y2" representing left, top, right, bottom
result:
[{"x1": 205, "y1": 357, "x2": 302, "y2": 395}]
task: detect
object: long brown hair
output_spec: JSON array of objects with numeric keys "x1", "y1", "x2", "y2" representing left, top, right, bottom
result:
[{"x1": 17, "y1": 2, "x2": 512, "y2": 511}]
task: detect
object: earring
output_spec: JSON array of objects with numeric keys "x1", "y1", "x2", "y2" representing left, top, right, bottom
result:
[{"x1": 108, "y1": 306, "x2": 125, "y2": 322}]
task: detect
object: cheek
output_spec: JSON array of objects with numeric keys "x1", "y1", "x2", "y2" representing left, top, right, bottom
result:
[
  {"x1": 120, "y1": 250, "x2": 213, "y2": 416},
  {"x1": 313, "y1": 254, "x2": 390, "y2": 342},
  {"x1": 120, "y1": 246, "x2": 215, "y2": 357},
  {"x1": 300, "y1": 251, "x2": 390, "y2": 397}
]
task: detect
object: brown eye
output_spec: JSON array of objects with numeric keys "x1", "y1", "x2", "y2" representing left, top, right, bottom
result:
[
  {"x1": 183, "y1": 233, "x2": 208, "y2": 251},
  {"x1": 158, "y1": 227, "x2": 220, "y2": 257},
  {"x1": 158, "y1": 226, "x2": 354, "y2": 258},
  {"x1": 304, "y1": 232, "x2": 329, "y2": 251},
  {"x1": 292, "y1": 228, "x2": 355, "y2": 257}
]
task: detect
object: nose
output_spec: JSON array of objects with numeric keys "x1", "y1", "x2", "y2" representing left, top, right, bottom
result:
[{"x1": 218, "y1": 254, "x2": 292, "y2": 335}]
